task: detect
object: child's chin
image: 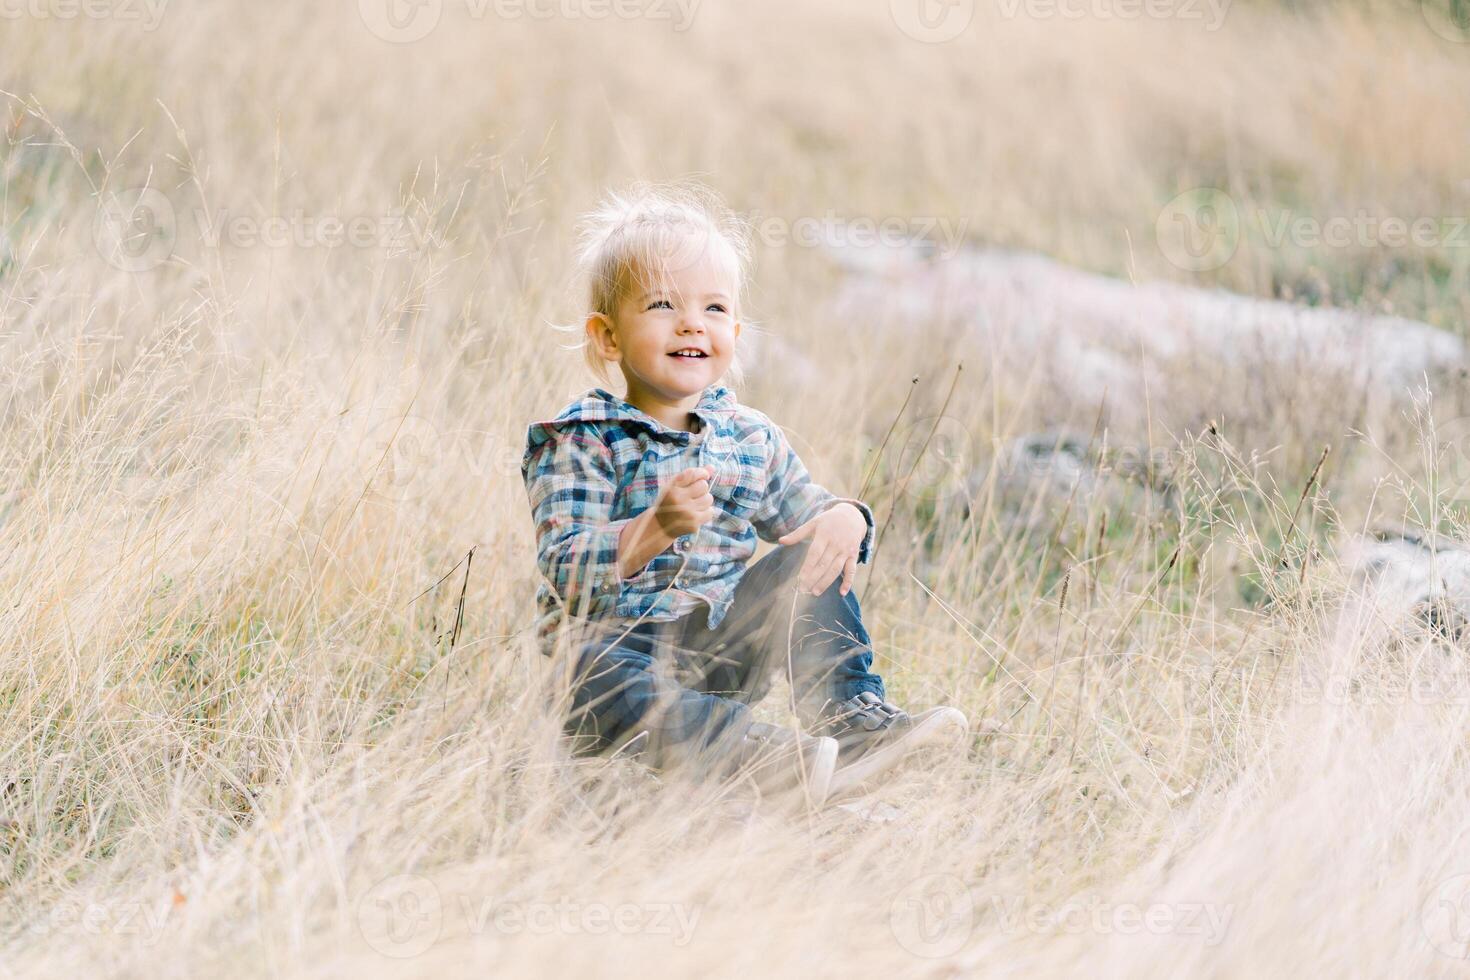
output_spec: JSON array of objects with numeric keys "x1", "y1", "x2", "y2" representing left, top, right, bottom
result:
[{"x1": 663, "y1": 372, "x2": 715, "y2": 394}]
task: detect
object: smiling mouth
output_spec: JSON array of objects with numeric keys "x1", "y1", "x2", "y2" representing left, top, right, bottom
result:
[{"x1": 668, "y1": 349, "x2": 708, "y2": 359}]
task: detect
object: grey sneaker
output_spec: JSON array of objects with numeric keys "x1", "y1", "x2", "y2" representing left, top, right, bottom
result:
[
  {"x1": 809, "y1": 692, "x2": 968, "y2": 800},
  {"x1": 641, "y1": 719, "x2": 839, "y2": 808},
  {"x1": 721, "y1": 721, "x2": 839, "y2": 807}
]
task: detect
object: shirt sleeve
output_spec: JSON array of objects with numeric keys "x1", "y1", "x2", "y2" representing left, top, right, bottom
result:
[
  {"x1": 751, "y1": 420, "x2": 876, "y2": 563},
  {"x1": 522, "y1": 424, "x2": 634, "y2": 615}
]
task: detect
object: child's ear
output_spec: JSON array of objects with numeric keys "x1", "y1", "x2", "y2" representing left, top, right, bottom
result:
[
  {"x1": 733, "y1": 319, "x2": 742, "y2": 340},
  {"x1": 585, "y1": 313, "x2": 620, "y2": 363}
]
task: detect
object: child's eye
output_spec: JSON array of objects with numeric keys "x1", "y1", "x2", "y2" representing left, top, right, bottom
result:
[
  {"x1": 647, "y1": 299, "x2": 673, "y2": 311},
  {"x1": 707, "y1": 303, "x2": 728, "y2": 314}
]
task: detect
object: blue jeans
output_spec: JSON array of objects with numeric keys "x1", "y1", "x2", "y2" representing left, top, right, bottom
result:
[{"x1": 561, "y1": 542, "x2": 886, "y2": 758}]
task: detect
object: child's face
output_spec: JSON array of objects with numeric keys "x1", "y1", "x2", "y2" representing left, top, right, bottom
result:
[{"x1": 596, "y1": 248, "x2": 741, "y2": 404}]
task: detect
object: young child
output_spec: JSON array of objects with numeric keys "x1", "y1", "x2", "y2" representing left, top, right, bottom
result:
[{"x1": 521, "y1": 182, "x2": 966, "y2": 806}]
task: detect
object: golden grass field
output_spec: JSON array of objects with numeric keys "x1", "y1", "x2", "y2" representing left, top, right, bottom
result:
[{"x1": 6, "y1": 0, "x2": 1470, "y2": 975}]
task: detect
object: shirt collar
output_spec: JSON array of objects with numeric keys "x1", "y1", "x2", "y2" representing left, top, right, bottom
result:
[{"x1": 551, "y1": 385, "x2": 737, "y2": 439}]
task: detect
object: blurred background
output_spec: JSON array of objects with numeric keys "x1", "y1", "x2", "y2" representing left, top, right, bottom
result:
[{"x1": 5, "y1": 1, "x2": 1470, "y2": 976}]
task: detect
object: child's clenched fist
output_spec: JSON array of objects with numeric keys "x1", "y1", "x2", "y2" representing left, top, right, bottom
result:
[
  {"x1": 617, "y1": 466, "x2": 716, "y2": 579},
  {"x1": 651, "y1": 466, "x2": 716, "y2": 538}
]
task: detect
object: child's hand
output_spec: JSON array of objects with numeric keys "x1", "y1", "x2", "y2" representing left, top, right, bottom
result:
[
  {"x1": 778, "y1": 502, "x2": 867, "y2": 596},
  {"x1": 652, "y1": 466, "x2": 716, "y2": 539}
]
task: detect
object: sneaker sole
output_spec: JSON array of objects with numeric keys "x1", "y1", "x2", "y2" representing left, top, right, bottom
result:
[
  {"x1": 799, "y1": 736, "x2": 839, "y2": 808},
  {"x1": 826, "y1": 707, "x2": 968, "y2": 801}
]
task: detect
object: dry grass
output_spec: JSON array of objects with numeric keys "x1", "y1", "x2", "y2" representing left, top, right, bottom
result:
[{"x1": 4, "y1": 0, "x2": 1470, "y2": 976}]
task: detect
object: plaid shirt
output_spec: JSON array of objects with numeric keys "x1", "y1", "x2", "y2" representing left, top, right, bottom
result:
[{"x1": 521, "y1": 385, "x2": 875, "y2": 654}]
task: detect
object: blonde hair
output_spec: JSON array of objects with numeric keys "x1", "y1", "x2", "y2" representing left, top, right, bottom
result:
[{"x1": 570, "y1": 180, "x2": 753, "y2": 389}]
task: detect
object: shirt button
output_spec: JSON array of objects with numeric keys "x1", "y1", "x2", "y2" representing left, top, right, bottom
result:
[{"x1": 673, "y1": 535, "x2": 691, "y2": 554}]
